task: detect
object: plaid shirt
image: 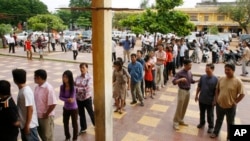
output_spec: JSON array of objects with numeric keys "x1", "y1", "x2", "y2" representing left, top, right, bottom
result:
[{"x1": 75, "y1": 73, "x2": 92, "y2": 101}]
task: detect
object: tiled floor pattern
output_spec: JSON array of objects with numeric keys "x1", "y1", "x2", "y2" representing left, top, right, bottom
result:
[{"x1": 0, "y1": 56, "x2": 249, "y2": 141}]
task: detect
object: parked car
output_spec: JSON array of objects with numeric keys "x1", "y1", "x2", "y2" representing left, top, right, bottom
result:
[
  {"x1": 112, "y1": 30, "x2": 122, "y2": 38},
  {"x1": 204, "y1": 35, "x2": 223, "y2": 50},
  {"x1": 16, "y1": 32, "x2": 28, "y2": 45},
  {"x1": 82, "y1": 30, "x2": 92, "y2": 42}
]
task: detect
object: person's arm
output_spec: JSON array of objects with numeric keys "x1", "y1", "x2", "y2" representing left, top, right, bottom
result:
[
  {"x1": 43, "y1": 105, "x2": 56, "y2": 118},
  {"x1": 235, "y1": 80, "x2": 245, "y2": 104},
  {"x1": 59, "y1": 86, "x2": 68, "y2": 102},
  {"x1": 195, "y1": 87, "x2": 201, "y2": 102},
  {"x1": 24, "y1": 106, "x2": 33, "y2": 134},
  {"x1": 213, "y1": 88, "x2": 219, "y2": 106}
]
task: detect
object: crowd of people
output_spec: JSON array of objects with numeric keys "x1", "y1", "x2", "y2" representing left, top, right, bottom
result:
[
  {"x1": 0, "y1": 63, "x2": 94, "y2": 141},
  {"x1": 118, "y1": 35, "x2": 247, "y2": 141}
]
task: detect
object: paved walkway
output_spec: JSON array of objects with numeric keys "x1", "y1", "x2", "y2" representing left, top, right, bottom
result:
[{"x1": 0, "y1": 40, "x2": 250, "y2": 141}]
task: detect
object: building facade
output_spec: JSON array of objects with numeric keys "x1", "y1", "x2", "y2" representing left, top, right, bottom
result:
[{"x1": 176, "y1": 1, "x2": 242, "y2": 34}]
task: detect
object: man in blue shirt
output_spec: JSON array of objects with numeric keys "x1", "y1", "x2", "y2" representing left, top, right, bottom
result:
[
  {"x1": 122, "y1": 36, "x2": 131, "y2": 63},
  {"x1": 128, "y1": 53, "x2": 144, "y2": 106},
  {"x1": 195, "y1": 63, "x2": 218, "y2": 133}
]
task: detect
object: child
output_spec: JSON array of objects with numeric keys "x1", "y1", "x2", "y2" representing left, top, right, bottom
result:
[
  {"x1": 72, "y1": 39, "x2": 78, "y2": 60},
  {"x1": 59, "y1": 70, "x2": 78, "y2": 141},
  {"x1": 25, "y1": 37, "x2": 32, "y2": 60},
  {"x1": 37, "y1": 36, "x2": 44, "y2": 61},
  {"x1": 0, "y1": 80, "x2": 20, "y2": 141},
  {"x1": 144, "y1": 55, "x2": 154, "y2": 99}
]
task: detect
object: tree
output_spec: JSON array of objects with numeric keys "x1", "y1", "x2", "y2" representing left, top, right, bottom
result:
[
  {"x1": 54, "y1": 10, "x2": 72, "y2": 28},
  {"x1": 218, "y1": 0, "x2": 250, "y2": 33},
  {"x1": 69, "y1": 0, "x2": 91, "y2": 30},
  {"x1": 112, "y1": 13, "x2": 134, "y2": 30},
  {"x1": 140, "y1": 0, "x2": 150, "y2": 9},
  {"x1": 0, "y1": 0, "x2": 48, "y2": 26},
  {"x1": 209, "y1": 25, "x2": 219, "y2": 34},
  {"x1": 76, "y1": 16, "x2": 91, "y2": 29},
  {"x1": 28, "y1": 14, "x2": 67, "y2": 31},
  {"x1": 0, "y1": 24, "x2": 12, "y2": 48},
  {"x1": 121, "y1": 0, "x2": 194, "y2": 37}
]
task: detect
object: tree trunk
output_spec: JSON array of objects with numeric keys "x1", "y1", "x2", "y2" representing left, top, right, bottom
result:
[
  {"x1": 1, "y1": 36, "x2": 7, "y2": 48},
  {"x1": 243, "y1": 26, "x2": 249, "y2": 34}
]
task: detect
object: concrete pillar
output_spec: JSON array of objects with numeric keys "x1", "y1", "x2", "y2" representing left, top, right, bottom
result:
[{"x1": 92, "y1": 0, "x2": 113, "y2": 141}]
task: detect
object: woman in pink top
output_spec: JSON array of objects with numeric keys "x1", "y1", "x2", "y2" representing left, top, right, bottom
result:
[{"x1": 75, "y1": 63, "x2": 95, "y2": 134}]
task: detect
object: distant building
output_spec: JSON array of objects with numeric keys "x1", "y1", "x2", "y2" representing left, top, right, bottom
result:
[{"x1": 176, "y1": 0, "x2": 241, "y2": 33}]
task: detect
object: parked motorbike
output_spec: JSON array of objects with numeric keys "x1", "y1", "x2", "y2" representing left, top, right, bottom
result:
[{"x1": 201, "y1": 47, "x2": 209, "y2": 63}]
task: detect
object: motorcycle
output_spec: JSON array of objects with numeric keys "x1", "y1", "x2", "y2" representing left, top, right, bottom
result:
[{"x1": 201, "y1": 47, "x2": 209, "y2": 63}]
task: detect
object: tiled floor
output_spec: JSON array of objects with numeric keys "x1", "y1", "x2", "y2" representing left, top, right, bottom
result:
[{"x1": 0, "y1": 48, "x2": 250, "y2": 141}]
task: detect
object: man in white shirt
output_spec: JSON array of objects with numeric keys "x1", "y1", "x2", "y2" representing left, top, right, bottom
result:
[
  {"x1": 12, "y1": 69, "x2": 39, "y2": 141},
  {"x1": 172, "y1": 39, "x2": 178, "y2": 75},
  {"x1": 155, "y1": 44, "x2": 166, "y2": 90},
  {"x1": 180, "y1": 38, "x2": 189, "y2": 67},
  {"x1": 72, "y1": 39, "x2": 78, "y2": 60},
  {"x1": 59, "y1": 33, "x2": 66, "y2": 52},
  {"x1": 8, "y1": 34, "x2": 15, "y2": 53},
  {"x1": 112, "y1": 39, "x2": 116, "y2": 62}
]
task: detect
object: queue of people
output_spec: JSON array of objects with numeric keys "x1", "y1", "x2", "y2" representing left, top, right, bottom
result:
[{"x1": 0, "y1": 63, "x2": 95, "y2": 141}]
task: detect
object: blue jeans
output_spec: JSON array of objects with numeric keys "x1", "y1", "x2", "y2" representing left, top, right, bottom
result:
[{"x1": 21, "y1": 127, "x2": 39, "y2": 141}]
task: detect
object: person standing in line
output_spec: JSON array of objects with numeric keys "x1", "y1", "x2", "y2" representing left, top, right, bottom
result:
[
  {"x1": 149, "y1": 51, "x2": 157, "y2": 94},
  {"x1": 195, "y1": 63, "x2": 218, "y2": 133},
  {"x1": 12, "y1": 69, "x2": 39, "y2": 141},
  {"x1": 75, "y1": 63, "x2": 95, "y2": 134},
  {"x1": 155, "y1": 44, "x2": 166, "y2": 90},
  {"x1": 37, "y1": 36, "x2": 44, "y2": 61},
  {"x1": 51, "y1": 34, "x2": 56, "y2": 51},
  {"x1": 171, "y1": 38, "x2": 178, "y2": 76},
  {"x1": 240, "y1": 41, "x2": 250, "y2": 76},
  {"x1": 0, "y1": 80, "x2": 20, "y2": 141},
  {"x1": 112, "y1": 39, "x2": 116, "y2": 62},
  {"x1": 34, "y1": 69, "x2": 57, "y2": 141},
  {"x1": 122, "y1": 36, "x2": 131, "y2": 63},
  {"x1": 59, "y1": 70, "x2": 78, "y2": 141},
  {"x1": 210, "y1": 63, "x2": 245, "y2": 140},
  {"x1": 128, "y1": 53, "x2": 144, "y2": 106},
  {"x1": 72, "y1": 39, "x2": 78, "y2": 60},
  {"x1": 8, "y1": 34, "x2": 15, "y2": 53},
  {"x1": 136, "y1": 50, "x2": 145, "y2": 98},
  {"x1": 172, "y1": 59, "x2": 198, "y2": 130},
  {"x1": 193, "y1": 40, "x2": 201, "y2": 63},
  {"x1": 144, "y1": 55, "x2": 154, "y2": 99},
  {"x1": 60, "y1": 33, "x2": 66, "y2": 52},
  {"x1": 211, "y1": 41, "x2": 219, "y2": 64},
  {"x1": 179, "y1": 38, "x2": 188, "y2": 67},
  {"x1": 25, "y1": 37, "x2": 32, "y2": 60},
  {"x1": 113, "y1": 61, "x2": 130, "y2": 114}
]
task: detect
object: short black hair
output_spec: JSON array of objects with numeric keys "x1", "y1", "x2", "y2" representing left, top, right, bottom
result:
[
  {"x1": 0, "y1": 80, "x2": 11, "y2": 96},
  {"x1": 79, "y1": 63, "x2": 88, "y2": 68},
  {"x1": 225, "y1": 63, "x2": 235, "y2": 71},
  {"x1": 183, "y1": 59, "x2": 192, "y2": 65},
  {"x1": 144, "y1": 55, "x2": 150, "y2": 62},
  {"x1": 34, "y1": 69, "x2": 47, "y2": 80},
  {"x1": 131, "y1": 53, "x2": 136, "y2": 57},
  {"x1": 12, "y1": 69, "x2": 26, "y2": 84},
  {"x1": 137, "y1": 50, "x2": 143, "y2": 55},
  {"x1": 206, "y1": 63, "x2": 215, "y2": 70}
]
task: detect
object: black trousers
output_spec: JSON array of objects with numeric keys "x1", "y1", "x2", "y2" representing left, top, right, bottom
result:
[
  {"x1": 199, "y1": 102, "x2": 214, "y2": 128},
  {"x1": 31, "y1": 45, "x2": 36, "y2": 52},
  {"x1": 212, "y1": 51, "x2": 217, "y2": 63},
  {"x1": 77, "y1": 97, "x2": 95, "y2": 131},
  {"x1": 151, "y1": 69, "x2": 156, "y2": 90},
  {"x1": 112, "y1": 52, "x2": 116, "y2": 62},
  {"x1": 73, "y1": 50, "x2": 78, "y2": 60},
  {"x1": 61, "y1": 43, "x2": 66, "y2": 52},
  {"x1": 213, "y1": 103, "x2": 236, "y2": 140},
  {"x1": 9, "y1": 43, "x2": 15, "y2": 53},
  {"x1": 180, "y1": 56, "x2": 184, "y2": 67},
  {"x1": 51, "y1": 43, "x2": 56, "y2": 51},
  {"x1": 63, "y1": 108, "x2": 78, "y2": 140},
  {"x1": 172, "y1": 57, "x2": 176, "y2": 76},
  {"x1": 141, "y1": 80, "x2": 144, "y2": 97}
]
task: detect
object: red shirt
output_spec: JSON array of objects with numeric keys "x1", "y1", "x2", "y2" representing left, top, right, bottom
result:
[
  {"x1": 144, "y1": 62, "x2": 153, "y2": 81},
  {"x1": 25, "y1": 40, "x2": 31, "y2": 50},
  {"x1": 167, "y1": 52, "x2": 173, "y2": 62}
]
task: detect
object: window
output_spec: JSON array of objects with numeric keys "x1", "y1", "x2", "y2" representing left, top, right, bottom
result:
[
  {"x1": 204, "y1": 16, "x2": 209, "y2": 21},
  {"x1": 217, "y1": 15, "x2": 225, "y2": 21},
  {"x1": 189, "y1": 14, "x2": 198, "y2": 21}
]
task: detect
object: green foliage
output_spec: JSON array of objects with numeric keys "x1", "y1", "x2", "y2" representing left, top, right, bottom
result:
[
  {"x1": 156, "y1": 0, "x2": 183, "y2": 11},
  {"x1": 0, "y1": 0, "x2": 48, "y2": 26},
  {"x1": 69, "y1": 0, "x2": 92, "y2": 29},
  {"x1": 0, "y1": 24, "x2": 12, "y2": 37},
  {"x1": 113, "y1": 13, "x2": 134, "y2": 29},
  {"x1": 140, "y1": 0, "x2": 150, "y2": 9},
  {"x1": 54, "y1": 10, "x2": 72, "y2": 27},
  {"x1": 218, "y1": 0, "x2": 250, "y2": 33},
  {"x1": 209, "y1": 26, "x2": 219, "y2": 34},
  {"x1": 76, "y1": 17, "x2": 91, "y2": 28},
  {"x1": 28, "y1": 14, "x2": 67, "y2": 31}
]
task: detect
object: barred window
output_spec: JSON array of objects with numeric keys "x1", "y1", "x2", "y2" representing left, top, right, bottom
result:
[
  {"x1": 217, "y1": 15, "x2": 225, "y2": 21},
  {"x1": 190, "y1": 14, "x2": 198, "y2": 21}
]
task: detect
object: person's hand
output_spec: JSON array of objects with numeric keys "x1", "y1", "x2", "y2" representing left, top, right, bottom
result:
[
  {"x1": 24, "y1": 125, "x2": 30, "y2": 135},
  {"x1": 42, "y1": 113, "x2": 49, "y2": 119},
  {"x1": 180, "y1": 78, "x2": 187, "y2": 83},
  {"x1": 212, "y1": 100, "x2": 216, "y2": 106},
  {"x1": 195, "y1": 96, "x2": 198, "y2": 102},
  {"x1": 127, "y1": 85, "x2": 130, "y2": 90},
  {"x1": 68, "y1": 98, "x2": 74, "y2": 103}
]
